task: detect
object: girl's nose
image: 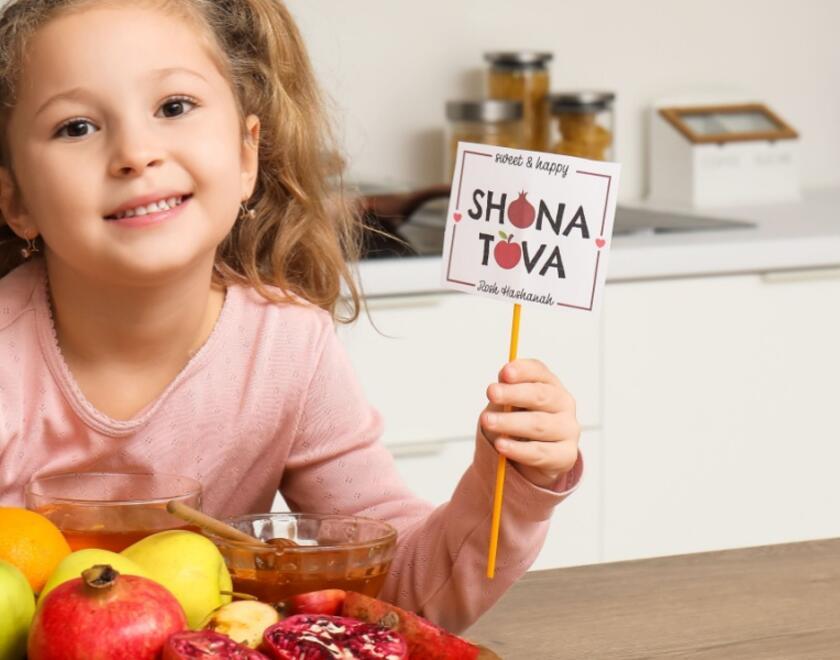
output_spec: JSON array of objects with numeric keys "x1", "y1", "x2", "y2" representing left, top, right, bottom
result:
[{"x1": 108, "y1": 127, "x2": 165, "y2": 177}]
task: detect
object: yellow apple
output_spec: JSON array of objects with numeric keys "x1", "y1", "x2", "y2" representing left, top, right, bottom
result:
[
  {"x1": 122, "y1": 530, "x2": 232, "y2": 628},
  {"x1": 37, "y1": 549, "x2": 150, "y2": 608}
]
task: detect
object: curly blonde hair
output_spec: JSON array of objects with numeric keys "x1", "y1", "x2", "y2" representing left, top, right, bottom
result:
[{"x1": 0, "y1": 0, "x2": 363, "y2": 321}]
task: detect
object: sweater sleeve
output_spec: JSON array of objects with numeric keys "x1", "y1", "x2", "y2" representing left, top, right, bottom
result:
[{"x1": 280, "y1": 319, "x2": 582, "y2": 633}]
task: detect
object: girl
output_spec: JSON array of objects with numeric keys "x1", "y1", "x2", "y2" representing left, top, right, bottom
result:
[{"x1": 0, "y1": 0, "x2": 581, "y2": 632}]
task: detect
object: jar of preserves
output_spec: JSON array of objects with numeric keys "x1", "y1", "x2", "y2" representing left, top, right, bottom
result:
[
  {"x1": 484, "y1": 51, "x2": 552, "y2": 151},
  {"x1": 548, "y1": 91, "x2": 615, "y2": 161},
  {"x1": 444, "y1": 99, "x2": 524, "y2": 179}
]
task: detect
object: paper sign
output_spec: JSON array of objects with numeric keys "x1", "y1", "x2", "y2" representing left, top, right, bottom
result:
[{"x1": 441, "y1": 142, "x2": 621, "y2": 313}]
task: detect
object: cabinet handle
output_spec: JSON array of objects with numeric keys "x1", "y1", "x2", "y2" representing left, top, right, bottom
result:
[
  {"x1": 364, "y1": 294, "x2": 447, "y2": 311},
  {"x1": 761, "y1": 267, "x2": 840, "y2": 284}
]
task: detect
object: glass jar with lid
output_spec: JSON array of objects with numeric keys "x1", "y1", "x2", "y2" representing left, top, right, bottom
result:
[
  {"x1": 548, "y1": 91, "x2": 615, "y2": 161},
  {"x1": 484, "y1": 51, "x2": 552, "y2": 152},
  {"x1": 444, "y1": 99, "x2": 524, "y2": 179}
]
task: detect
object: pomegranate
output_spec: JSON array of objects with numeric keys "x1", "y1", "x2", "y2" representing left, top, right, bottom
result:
[
  {"x1": 284, "y1": 589, "x2": 346, "y2": 616},
  {"x1": 263, "y1": 614, "x2": 408, "y2": 659},
  {"x1": 163, "y1": 630, "x2": 269, "y2": 659},
  {"x1": 507, "y1": 191, "x2": 536, "y2": 229},
  {"x1": 342, "y1": 592, "x2": 480, "y2": 660},
  {"x1": 28, "y1": 564, "x2": 187, "y2": 660}
]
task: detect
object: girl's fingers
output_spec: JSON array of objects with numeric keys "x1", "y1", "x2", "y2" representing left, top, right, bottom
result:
[
  {"x1": 481, "y1": 409, "x2": 580, "y2": 442},
  {"x1": 499, "y1": 359, "x2": 560, "y2": 386},
  {"x1": 487, "y1": 381, "x2": 574, "y2": 413},
  {"x1": 494, "y1": 436, "x2": 579, "y2": 474}
]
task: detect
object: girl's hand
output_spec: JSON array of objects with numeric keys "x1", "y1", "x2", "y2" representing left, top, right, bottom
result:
[{"x1": 480, "y1": 359, "x2": 581, "y2": 489}]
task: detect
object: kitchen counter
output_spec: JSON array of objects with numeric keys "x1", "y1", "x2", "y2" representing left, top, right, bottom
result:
[
  {"x1": 355, "y1": 187, "x2": 840, "y2": 297},
  {"x1": 466, "y1": 538, "x2": 840, "y2": 659}
]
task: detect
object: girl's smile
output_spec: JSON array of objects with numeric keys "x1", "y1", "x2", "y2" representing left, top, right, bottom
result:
[{"x1": 104, "y1": 192, "x2": 193, "y2": 229}]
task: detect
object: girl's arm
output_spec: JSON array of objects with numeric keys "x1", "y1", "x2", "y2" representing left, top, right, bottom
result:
[{"x1": 280, "y1": 318, "x2": 581, "y2": 633}]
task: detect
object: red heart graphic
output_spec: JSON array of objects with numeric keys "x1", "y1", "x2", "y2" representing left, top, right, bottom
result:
[
  {"x1": 595, "y1": 238, "x2": 606, "y2": 248},
  {"x1": 453, "y1": 212, "x2": 462, "y2": 223}
]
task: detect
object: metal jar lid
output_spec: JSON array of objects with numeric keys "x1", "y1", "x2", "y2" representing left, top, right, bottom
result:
[
  {"x1": 446, "y1": 99, "x2": 524, "y2": 123},
  {"x1": 549, "y1": 91, "x2": 615, "y2": 114},
  {"x1": 484, "y1": 51, "x2": 553, "y2": 70}
]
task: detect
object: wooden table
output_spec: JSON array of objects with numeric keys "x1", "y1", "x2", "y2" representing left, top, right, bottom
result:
[{"x1": 467, "y1": 539, "x2": 840, "y2": 659}]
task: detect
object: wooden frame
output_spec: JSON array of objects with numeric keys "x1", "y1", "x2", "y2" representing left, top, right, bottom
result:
[{"x1": 659, "y1": 103, "x2": 798, "y2": 144}]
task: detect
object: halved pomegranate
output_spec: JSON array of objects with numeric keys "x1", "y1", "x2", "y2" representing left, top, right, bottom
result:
[
  {"x1": 342, "y1": 592, "x2": 480, "y2": 659},
  {"x1": 163, "y1": 630, "x2": 269, "y2": 659},
  {"x1": 262, "y1": 614, "x2": 407, "y2": 659}
]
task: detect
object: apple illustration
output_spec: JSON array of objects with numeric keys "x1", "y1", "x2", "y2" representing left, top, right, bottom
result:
[{"x1": 494, "y1": 231, "x2": 521, "y2": 269}]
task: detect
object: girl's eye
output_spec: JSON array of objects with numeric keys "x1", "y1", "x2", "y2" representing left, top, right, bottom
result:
[
  {"x1": 56, "y1": 120, "x2": 95, "y2": 139},
  {"x1": 158, "y1": 97, "x2": 197, "y2": 118}
]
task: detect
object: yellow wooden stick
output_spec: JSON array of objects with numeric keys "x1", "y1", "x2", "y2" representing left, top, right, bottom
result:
[{"x1": 487, "y1": 303, "x2": 521, "y2": 578}]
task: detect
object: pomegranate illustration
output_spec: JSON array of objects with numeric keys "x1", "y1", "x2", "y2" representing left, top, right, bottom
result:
[
  {"x1": 507, "y1": 191, "x2": 536, "y2": 229},
  {"x1": 493, "y1": 231, "x2": 521, "y2": 270}
]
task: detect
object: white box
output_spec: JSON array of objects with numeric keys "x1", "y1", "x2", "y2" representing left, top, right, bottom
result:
[{"x1": 648, "y1": 102, "x2": 800, "y2": 208}]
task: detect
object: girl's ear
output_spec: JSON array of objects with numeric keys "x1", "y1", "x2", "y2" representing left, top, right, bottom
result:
[
  {"x1": 0, "y1": 167, "x2": 35, "y2": 238},
  {"x1": 240, "y1": 114, "x2": 260, "y2": 201}
]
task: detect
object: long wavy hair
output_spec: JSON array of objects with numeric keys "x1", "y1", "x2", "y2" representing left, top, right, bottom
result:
[{"x1": 0, "y1": 0, "x2": 363, "y2": 321}]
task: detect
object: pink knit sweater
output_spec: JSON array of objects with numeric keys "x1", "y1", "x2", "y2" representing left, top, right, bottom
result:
[{"x1": 0, "y1": 260, "x2": 581, "y2": 631}]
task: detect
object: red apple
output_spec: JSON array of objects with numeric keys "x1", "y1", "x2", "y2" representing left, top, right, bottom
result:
[
  {"x1": 285, "y1": 588, "x2": 346, "y2": 616},
  {"x1": 493, "y1": 232, "x2": 521, "y2": 269}
]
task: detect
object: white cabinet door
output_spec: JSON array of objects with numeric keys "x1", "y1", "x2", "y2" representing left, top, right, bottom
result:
[
  {"x1": 338, "y1": 293, "x2": 602, "y2": 447},
  {"x1": 389, "y1": 431, "x2": 603, "y2": 571},
  {"x1": 602, "y1": 271, "x2": 840, "y2": 562}
]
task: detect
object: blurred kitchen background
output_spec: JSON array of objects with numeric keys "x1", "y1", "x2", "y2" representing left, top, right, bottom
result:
[
  {"x1": 276, "y1": 1, "x2": 840, "y2": 572},
  {"x1": 286, "y1": 0, "x2": 840, "y2": 197}
]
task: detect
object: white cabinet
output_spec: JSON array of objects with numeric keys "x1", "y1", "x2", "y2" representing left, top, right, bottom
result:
[
  {"x1": 338, "y1": 293, "x2": 602, "y2": 446},
  {"x1": 388, "y1": 431, "x2": 603, "y2": 570},
  {"x1": 339, "y1": 265, "x2": 840, "y2": 569},
  {"x1": 602, "y1": 270, "x2": 840, "y2": 561}
]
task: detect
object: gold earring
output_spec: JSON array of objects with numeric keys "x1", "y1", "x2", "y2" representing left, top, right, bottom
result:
[
  {"x1": 240, "y1": 202, "x2": 256, "y2": 220},
  {"x1": 20, "y1": 235, "x2": 39, "y2": 259}
]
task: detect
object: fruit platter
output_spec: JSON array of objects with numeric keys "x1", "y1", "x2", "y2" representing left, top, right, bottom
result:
[{"x1": 0, "y1": 502, "x2": 500, "y2": 659}]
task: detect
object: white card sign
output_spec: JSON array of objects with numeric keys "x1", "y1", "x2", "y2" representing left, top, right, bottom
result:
[{"x1": 441, "y1": 142, "x2": 621, "y2": 313}]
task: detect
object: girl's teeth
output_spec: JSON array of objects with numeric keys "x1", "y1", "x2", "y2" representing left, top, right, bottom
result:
[{"x1": 114, "y1": 196, "x2": 184, "y2": 219}]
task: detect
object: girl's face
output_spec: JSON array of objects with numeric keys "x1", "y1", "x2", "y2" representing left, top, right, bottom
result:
[{"x1": 0, "y1": 3, "x2": 260, "y2": 286}]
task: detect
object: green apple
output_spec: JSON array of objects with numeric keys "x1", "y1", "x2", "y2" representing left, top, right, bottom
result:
[
  {"x1": 37, "y1": 549, "x2": 150, "y2": 608},
  {"x1": 122, "y1": 530, "x2": 232, "y2": 628},
  {"x1": 0, "y1": 559, "x2": 35, "y2": 660}
]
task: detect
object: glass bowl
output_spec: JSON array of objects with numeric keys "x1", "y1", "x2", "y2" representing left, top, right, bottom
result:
[
  {"x1": 25, "y1": 472, "x2": 202, "y2": 552},
  {"x1": 204, "y1": 513, "x2": 397, "y2": 604}
]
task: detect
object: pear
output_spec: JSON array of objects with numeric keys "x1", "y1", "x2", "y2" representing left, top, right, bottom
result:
[
  {"x1": 122, "y1": 530, "x2": 232, "y2": 628},
  {"x1": 38, "y1": 549, "x2": 149, "y2": 608}
]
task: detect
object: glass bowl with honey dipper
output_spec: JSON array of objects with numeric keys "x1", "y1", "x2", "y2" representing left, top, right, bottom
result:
[{"x1": 170, "y1": 504, "x2": 397, "y2": 606}]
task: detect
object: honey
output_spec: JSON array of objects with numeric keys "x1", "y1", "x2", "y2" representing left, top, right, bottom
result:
[
  {"x1": 228, "y1": 545, "x2": 391, "y2": 604},
  {"x1": 36, "y1": 503, "x2": 200, "y2": 552}
]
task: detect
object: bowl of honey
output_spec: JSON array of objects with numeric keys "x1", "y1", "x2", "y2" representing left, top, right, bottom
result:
[
  {"x1": 204, "y1": 513, "x2": 397, "y2": 604},
  {"x1": 24, "y1": 472, "x2": 202, "y2": 552}
]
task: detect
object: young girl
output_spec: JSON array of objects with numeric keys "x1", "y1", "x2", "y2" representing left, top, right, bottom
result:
[{"x1": 0, "y1": 0, "x2": 581, "y2": 632}]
